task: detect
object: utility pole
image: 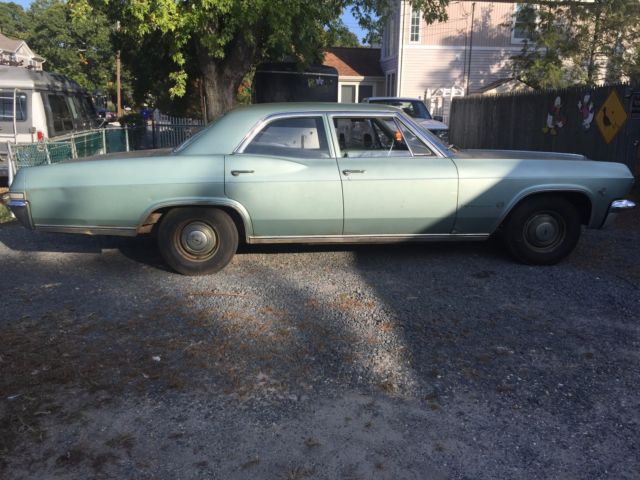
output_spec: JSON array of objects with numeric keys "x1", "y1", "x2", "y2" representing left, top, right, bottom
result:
[
  {"x1": 116, "y1": 21, "x2": 122, "y2": 118},
  {"x1": 465, "y1": 2, "x2": 476, "y2": 96}
]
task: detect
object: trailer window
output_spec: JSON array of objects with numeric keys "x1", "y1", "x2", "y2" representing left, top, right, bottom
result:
[
  {"x1": 47, "y1": 94, "x2": 74, "y2": 134},
  {"x1": 0, "y1": 91, "x2": 28, "y2": 122}
]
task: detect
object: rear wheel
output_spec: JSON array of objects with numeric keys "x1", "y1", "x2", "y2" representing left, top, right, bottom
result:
[
  {"x1": 504, "y1": 196, "x2": 581, "y2": 265},
  {"x1": 158, "y1": 207, "x2": 238, "y2": 275}
]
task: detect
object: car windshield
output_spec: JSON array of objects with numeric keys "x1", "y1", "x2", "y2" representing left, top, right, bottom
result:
[{"x1": 369, "y1": 100, "x2": 432, "y2": 120}]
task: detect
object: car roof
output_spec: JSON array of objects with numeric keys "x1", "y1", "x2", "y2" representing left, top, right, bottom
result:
[
  {"x1": 366, "y1": 97, "x2": 423, "y2": 102},
  {"x1": 179, "y1": 102, "x2": 401, "y2": 156}
]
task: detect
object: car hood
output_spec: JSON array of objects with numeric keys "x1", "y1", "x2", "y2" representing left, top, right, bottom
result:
[
  {"x1": 455, "y1": 149, "x2": 588, "y2": 161},
  {"x1": 415, "y1": 118, "x2": 448, "y2": 131}
]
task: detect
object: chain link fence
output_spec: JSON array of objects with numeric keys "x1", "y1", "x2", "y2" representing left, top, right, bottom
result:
[{"x1": 6, "y1": 117, "x2": 205, "y2": 184}]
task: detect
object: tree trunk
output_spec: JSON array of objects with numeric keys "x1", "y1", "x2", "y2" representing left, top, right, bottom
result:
[{"x1": 198, "y1": 39, "x2": 255, "y2": 122}]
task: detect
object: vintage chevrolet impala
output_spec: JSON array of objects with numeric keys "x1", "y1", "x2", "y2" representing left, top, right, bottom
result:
[{"x1": 3, "y1": 103, "x2": 636, "y2": 275}]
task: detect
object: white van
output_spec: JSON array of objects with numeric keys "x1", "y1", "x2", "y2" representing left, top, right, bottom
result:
[{"x1": 0, "y1": 66, "x2": 97, "y2": 177}]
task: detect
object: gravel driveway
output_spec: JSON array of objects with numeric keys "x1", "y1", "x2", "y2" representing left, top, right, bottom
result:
[{"x1": 1, "y1": 210, "x2": 639, "y2": 479}]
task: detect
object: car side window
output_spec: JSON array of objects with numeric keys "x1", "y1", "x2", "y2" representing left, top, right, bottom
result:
[
  {"x1": 397, "y1": 121, "x2": 435, "y2": 156},
  {"x1": 244, "y1": 116, "x2": 330, "y2": 158},
  {"x1": 333, "y1": 117, "x2": 411, "y2": 158}
]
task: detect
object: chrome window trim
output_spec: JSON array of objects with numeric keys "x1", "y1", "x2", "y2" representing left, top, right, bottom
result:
[
  {"x1": 234, "y1": 112, "x2": 335, "y2": 157},
  {"x1": 233, "y1": 109, "x2": 420, "y2": 156},
  {"x1": 328, "y1": 111, "x2": 446, "y2": 159}
]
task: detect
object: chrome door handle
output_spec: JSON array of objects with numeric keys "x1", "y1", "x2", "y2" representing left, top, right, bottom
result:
[
  {"x1": 342, "y1": 169, "x2": 366, "y2": 175},
  {"x1": 231, "y1": 170, "x2": 255, "y2": 176}
]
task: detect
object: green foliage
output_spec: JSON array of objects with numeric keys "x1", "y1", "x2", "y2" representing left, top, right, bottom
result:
[
  {"x1": 68, "y1": 0, "x2": 449, "y2": 118},
  {"x1": 324, "y1": 19, "x2": 360, "y2": 47},
  {"x1": 25, "y1": 0, "x2": 115, "y2": 93},
  {"x1": 0, "y1": 2, "x2": 28, "y2": 38},
  {"x1": 512, "y1": 0, "x2": 640, "y2": 89}
]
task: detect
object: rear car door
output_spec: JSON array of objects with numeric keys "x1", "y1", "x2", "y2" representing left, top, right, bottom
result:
[
  {"x1": 332, "y1": 114, "x2": 458, "y2": 235},
  {"x1": 225, "y1": 114, "x2": 343, "y2": 237}
]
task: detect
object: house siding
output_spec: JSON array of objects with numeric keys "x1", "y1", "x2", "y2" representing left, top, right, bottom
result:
[
  {"x1": 400, "y1": 46, "x2": 520, "y2": 97},
  {"x1": 402, "y1": 1, "x2": 518, "y2": 47}
]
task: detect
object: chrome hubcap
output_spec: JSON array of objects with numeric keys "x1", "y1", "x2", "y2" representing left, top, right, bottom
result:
[
  {"x1": 180, "y1": 221, "x2": 217, "y2": 257},
  {"x1": 524, "y1": 213, "x2": 565, "y2": 251}
]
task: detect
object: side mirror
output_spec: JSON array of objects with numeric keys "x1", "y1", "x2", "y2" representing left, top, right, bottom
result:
[{"x1": 433, "y1": 115, "x2": 443, "y2": 122}]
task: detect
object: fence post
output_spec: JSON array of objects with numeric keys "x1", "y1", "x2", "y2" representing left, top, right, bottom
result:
[
  {"x1": 7, "y1": 143, "x2": 14, "y2": 186},
  {"x1": 152, "y1": 118, "x2": 156, "y2": 149},
  {"x1": 102, "y1": 128, "x2": 107, "y2": 154},
  {"x1": 124, "y1": 125, "x2": 130, "y2": 152},
  {"x1": 70, "y1": 134, "x2": 78, "y2": 159},
  {"x1": 45, "y1": 143, "x2": 51, "y2": 164}
]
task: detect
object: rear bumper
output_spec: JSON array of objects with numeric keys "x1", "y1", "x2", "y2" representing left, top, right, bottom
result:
[{"x1": 601, "y1": 199, "x2": 636, "y2": 229}]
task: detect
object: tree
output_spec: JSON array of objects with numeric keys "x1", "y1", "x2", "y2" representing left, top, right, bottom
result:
[
  {"x1": 74, "y1": 0, "x2": 449, "y2": 121},
  {"x1": 0, "y1": 2, "x2": 28, "y2": 39},
  {"x1": 26, "y1": 0, "x2": 116, "y2": 93},
  {"x1": 511, "y1": 0, "x2": 640, "y2": 88},
  {"x1": 324, "y1": 19, "x2": 360, "y2": 47}
]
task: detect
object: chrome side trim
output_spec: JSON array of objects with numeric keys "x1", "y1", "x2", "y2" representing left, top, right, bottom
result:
[
  {"x1": 36, "y1": 225, "x2": 138, "y2": 236},
  {"x1": 247, "y1": 233, "x2": 489, "y2": 245}
]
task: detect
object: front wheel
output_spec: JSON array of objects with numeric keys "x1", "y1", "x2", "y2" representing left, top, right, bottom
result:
[
  {"x1": 158, "y1": 207, "x2": 238, "y2": 275},
  {"x1": 504, "y1": 196, "x2": 581, "y2": 265}
]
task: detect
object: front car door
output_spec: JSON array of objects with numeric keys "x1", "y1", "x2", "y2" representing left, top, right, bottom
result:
[
  {"x1": 225, "y1": 114, "x2": 343, "y2": 238},
  {"x1": 331, "y1": 113, "x2": 458, "y2": 235}
]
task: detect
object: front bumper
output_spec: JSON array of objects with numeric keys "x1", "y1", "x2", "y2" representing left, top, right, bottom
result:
[
  {"x1": 1, "y1": 195, "x2": 33, "y2": 229},
  {"x1": 602, "y1": 199, "x2": 636, "y2": 229}
]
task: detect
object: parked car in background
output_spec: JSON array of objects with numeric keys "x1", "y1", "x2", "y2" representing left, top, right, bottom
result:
[
  {"x1": 4, "y1": 103, "x2": 635, "y2": 275},
  {"x1": 0, "y1": 66, "x2": 98, "y2": 177},
  {"x1": 363, "y1": 96, "x2": 449, "y2": 144}
]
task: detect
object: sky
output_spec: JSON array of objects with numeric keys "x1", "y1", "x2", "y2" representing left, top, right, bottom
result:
[{"x1": 8, "y1": 0, "x2": 367, "y2": 43}]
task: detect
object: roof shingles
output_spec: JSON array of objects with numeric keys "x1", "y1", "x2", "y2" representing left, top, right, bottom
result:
[{"x1": 323, "y1": 47, "x2": 383, "y2": 78}]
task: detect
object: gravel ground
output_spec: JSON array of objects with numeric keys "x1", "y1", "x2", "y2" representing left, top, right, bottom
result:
[{"x1": 0, "y1": 209, "x2": 639, "y2": 479}]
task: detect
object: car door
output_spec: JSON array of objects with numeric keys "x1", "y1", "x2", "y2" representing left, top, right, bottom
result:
[
  {"x1": 225, "y1": 114, "x2": 343, "y2": 237},
  {"x1": 332, "y1": 114, "x2": 458, "y2": 235}
]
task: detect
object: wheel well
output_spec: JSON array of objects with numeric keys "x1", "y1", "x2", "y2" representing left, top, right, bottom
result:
[
  {"x1": 504, "y1": 191, "x2": 592, "y2": 226},
  {"x1": 140, "y1": 205, "x2": 247, "y2": 243}
]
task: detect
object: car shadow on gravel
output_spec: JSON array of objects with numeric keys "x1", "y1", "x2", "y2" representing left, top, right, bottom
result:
[{"x1": 0, "y1": 221, "x2": 508, "y2": 272}]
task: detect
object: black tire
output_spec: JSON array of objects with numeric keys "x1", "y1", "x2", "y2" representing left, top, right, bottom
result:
[
  {"x1": 157, "y1": 207, "x2": 238, "y2": 275},
  {"x1": 504, "y1": 196, "x2": 581, "y2": 265}
]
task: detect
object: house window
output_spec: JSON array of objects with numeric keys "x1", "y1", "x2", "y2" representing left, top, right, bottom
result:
[
  {"x1": 512, "y1": 4, "x2": 536, "y2": 44},
  {"x1": 358, "y1": 85, "x2": 374, "y2": 102},
  {"x1": 410, "y1": 7, "x2": 420, "y2": 42}
]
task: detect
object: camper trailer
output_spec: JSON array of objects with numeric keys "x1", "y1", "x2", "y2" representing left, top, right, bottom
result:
[{"x1": 0, "y1": 66, "x2": 97, "y2": 178}]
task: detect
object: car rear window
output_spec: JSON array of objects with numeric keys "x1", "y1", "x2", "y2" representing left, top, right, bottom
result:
[{"x1": 244, "y1": 116, "x2": 330, "y2": 158}]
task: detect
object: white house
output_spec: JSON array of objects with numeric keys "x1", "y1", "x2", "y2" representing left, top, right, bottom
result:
[
  {"x1": 0, "y1": 33, "x2": 45, "y2": 70},
  {"x1": 379, "y1": 0, "x2": 532, "y2": 121}
]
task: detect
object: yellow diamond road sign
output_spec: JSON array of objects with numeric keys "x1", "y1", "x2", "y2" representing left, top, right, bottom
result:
[{"x1": 595, "y1": 90, "x2": 627, "y2": 144}]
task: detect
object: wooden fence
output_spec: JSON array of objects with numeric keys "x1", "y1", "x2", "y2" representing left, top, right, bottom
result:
[{"x1": 449, "y1": 83, "x2": 640, "y2": 174}]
